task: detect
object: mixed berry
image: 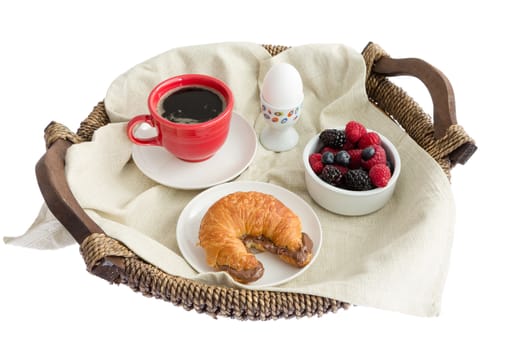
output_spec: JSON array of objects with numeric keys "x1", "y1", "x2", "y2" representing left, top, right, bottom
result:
[{"x1": 308, "y1": 120, "x2": 394, "y2": 191}]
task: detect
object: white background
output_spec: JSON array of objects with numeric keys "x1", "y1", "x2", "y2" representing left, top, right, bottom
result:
[{"x1": 1, "y1": 0, "x2": 523, "y2": 348}]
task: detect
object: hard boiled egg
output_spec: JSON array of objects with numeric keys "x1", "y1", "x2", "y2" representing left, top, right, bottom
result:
[{"x1": 261, "y1": 63, "x2": 304, "y2": 108}]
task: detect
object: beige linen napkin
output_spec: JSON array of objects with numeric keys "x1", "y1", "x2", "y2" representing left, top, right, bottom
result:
[
  {"x1": 6, "y1": 42, "x2": 455, "y2": 317},
  {"x1": 3, "y1": 204, "x2": 75, "y2": 249}
]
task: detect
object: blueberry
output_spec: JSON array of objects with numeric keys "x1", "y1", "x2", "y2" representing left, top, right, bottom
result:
[
  {"x1": 386, "y1": 159, "x2": 395, "y2": 174},
  {"x1": 335, "y1": 150, "x2": 350, "y2": 166},
  {"x1": 361, "y1": 146, "x2": 376, "y2": 161},
  {"x1": 321, "y1": 151, "x2": 335, "y2": 164}
]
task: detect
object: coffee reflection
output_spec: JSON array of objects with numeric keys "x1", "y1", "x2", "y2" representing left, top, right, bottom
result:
[{"x1": 158, "y1": 86, "x2": 225, "y2": 124}]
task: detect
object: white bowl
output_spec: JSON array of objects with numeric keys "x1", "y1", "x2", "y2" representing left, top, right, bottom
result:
[{"x1": 303, "y1": 130, "x2": 401, "y2": 216}]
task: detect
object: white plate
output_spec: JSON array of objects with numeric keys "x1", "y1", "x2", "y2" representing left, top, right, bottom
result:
[
  {"x1": 131, "y1": 112, "x2": 257, "y2": 189},
  {"x1": 176, "y1": 181, "x2": 323, "y2": 289}
]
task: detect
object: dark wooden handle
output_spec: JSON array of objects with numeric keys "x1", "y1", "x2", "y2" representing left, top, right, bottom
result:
[
  {"x1": 372, "y1": 56, "x2": 457, "y2": 140},
  {"x1": 371, "y1": 56, "x2": 476, "y2": 165},
  {"x1": 35, "y1": 139, "x2": 103, "y2": 244},
  {"x1": 35, "y1": 139, "x2": 125, "y2": 281}
]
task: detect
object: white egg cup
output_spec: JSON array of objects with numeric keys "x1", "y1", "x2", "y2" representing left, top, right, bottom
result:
[{"x1": 260, "y1": 94, "x2": 303, "y2": 152}]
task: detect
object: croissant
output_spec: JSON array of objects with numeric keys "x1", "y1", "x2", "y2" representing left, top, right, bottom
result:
[{"x1": 198, "y1": 191, "x2": 313, "y2": 283}]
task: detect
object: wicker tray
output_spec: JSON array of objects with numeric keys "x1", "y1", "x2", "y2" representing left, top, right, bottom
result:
[{"x1": 36, "y1": 42, "x2": 476, "y2": 320}]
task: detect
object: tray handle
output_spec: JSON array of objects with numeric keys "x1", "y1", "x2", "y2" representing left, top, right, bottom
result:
[
  {"x1": 372, "y1": 56, "x2": 455, "y2": 139},
  {"x1": 36, "y1": 138, "x2": 101, "y2": 244},
  {"x1": 371, "y1": 54, "x2": 476, "y2": 165},
  {"x1": 36, "y1": 137, "x2": 125, "y2": 281}
]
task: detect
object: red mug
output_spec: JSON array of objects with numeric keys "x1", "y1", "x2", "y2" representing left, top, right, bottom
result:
[{"x1": 127, "y1": 74, "x2": 234, "y2": 162}]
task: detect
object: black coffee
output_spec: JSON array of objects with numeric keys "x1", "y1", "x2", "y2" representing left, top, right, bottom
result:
[{"x1": 158, "y1": 86, "x2": 225, "y2": 124}]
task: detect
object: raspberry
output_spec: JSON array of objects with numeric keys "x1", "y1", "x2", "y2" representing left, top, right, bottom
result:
[
  {"x1": 369, "y1": 164, "x2": 391, "y2": 187},
  {"x1": 311, "y1": 161, "x2": 324, "y2": 174},
  {"x1": 358, "y1": 132, "x2": 381, "y2": 149},
  {"x1": 333, "y1": 164, "x2": 349, "y2": 175},
  {"x1": 309, "y1": 153, "x2": 322, "y2": 165},
  {"x1": 343, "y1": 139, "x2": 354, "y2": 150},
  {"x1": 361, "y1": 144, "x2": 387, "y2": 170},
  {"x1": 309, "y1": 153, "x2": 324, "y2": 174},
  {"x1": 348, "y1": 149, "x2": 362, "y2": 169},
  {"x1": 343, "y1": 168, "x2": 373, "y2": 191},
  {"x1": 320, "y1": 129, "x2": 346, "y2": 149},
  {"x1": 320, "y1": 146, "x2": 339, "y2": 155},
  {"x1": 344, "y1": 121, "x2": 367, "y2": 144},
  {"x1": 319, "y1": 165, "x2": 343, "y2": 186}
]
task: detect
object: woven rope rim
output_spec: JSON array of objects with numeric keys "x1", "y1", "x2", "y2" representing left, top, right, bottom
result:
[
  {"x1": 46, "y1": 43, "x2": 474, "y2": 320},
  {"x1": 79, "y1": 233, "x2": 345, "y2": 320}
]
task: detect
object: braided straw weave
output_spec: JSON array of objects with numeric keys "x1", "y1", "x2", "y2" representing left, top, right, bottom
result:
[{"x1": 44, "y1": 43, "x2": 474, "y2": 320}]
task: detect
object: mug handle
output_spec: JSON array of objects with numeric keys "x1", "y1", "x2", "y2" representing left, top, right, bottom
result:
[{"x1": 127, "y1": 114, "x2": 162, "y2": 146}]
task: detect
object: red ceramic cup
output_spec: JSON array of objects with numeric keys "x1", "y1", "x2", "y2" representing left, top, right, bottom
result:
[{"x1": 127, "y1": 74, "x2": 234, "y2": 162}]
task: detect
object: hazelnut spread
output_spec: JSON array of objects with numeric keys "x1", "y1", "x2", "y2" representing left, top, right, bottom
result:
[
  {"x1": 216, "y1": 233, "x2": 312, "y2": 283},
  {"x1": 242, "y1": 233, "x2": 313, "y2": 267}
]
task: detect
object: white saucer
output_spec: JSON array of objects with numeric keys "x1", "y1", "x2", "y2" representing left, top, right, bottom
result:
[
  {"x1": 176, "y1": 181, "x2": 323, "y2": 289},
  {"x1": 131, "y1": 112, "x2": 257, "y2": 189}
]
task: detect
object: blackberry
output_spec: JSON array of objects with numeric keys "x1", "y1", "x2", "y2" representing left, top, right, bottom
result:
[
  {"x1": 319, "y1": 165, "x2": 343, "y2": 186},
  {"x1": 343, "y1": 168, "x2": 374, "y2": 191},
  {"x1": 319, "y1": 129, "x2": 346, "y2": 148}
]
